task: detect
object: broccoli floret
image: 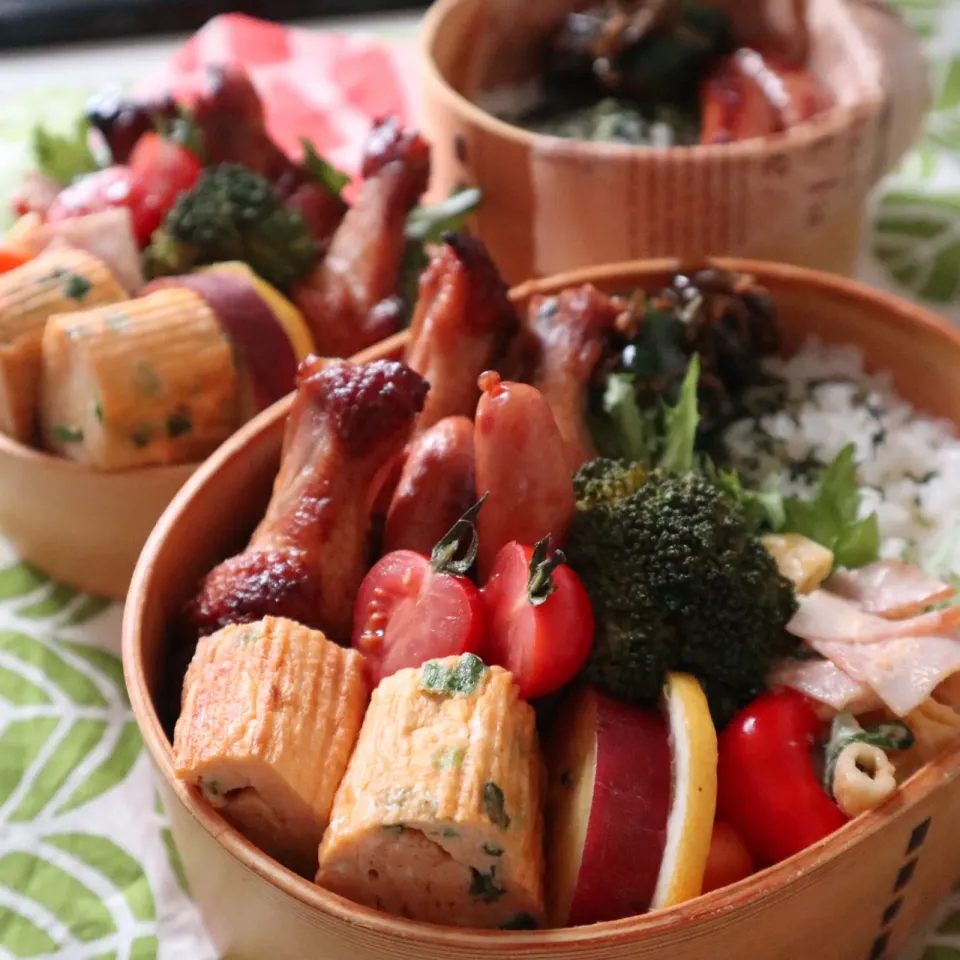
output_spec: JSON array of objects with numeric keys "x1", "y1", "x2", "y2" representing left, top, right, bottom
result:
[
  {"x1": 144, "y1": 163, "x2": 318, "y2": 291},
  {"x1": 566, "y1": 458, "x2": 799, "y2": 725}
]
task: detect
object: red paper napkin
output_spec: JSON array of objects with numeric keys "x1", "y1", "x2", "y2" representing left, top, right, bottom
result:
[{"x1": 142, "y1": 13, "x2": 420, "y2": 179}]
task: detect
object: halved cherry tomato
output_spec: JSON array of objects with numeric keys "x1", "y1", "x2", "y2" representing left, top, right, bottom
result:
[
  {"x1": 352, "y1": 499, "x2": 487, "y2": 688},
  {"x1": 481, "y1": 538, "x2": 594, "y2": 701},
  {"x1": 0, "y1": 249, "x2": 29, "y2": 275},
  {"x1": 701, "y1": 821, "x2": 755, "y2": 894},
  {"x1": 46, "y1": 134, "x2": 202, "y2": 246}
]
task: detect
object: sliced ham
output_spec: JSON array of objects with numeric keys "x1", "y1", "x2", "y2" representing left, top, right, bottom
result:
[
  {"x1": 787, "y1": 590, "x2": 960, "y2": 644},
  {"x1": 768, "y1": 657, "x2": 880, "y2": 713},
  {"x1": 810, "y1": 633, "x2": 960, "y2": 717},
  {"x1": 826, "y1": 560, "x2": 955, "y2": 619},
  {"x1": 12, "y1": 209, "x2": 144, "y2": 294}
]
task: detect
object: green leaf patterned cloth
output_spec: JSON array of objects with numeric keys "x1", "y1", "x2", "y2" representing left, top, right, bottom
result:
[
  {"x1": 0, "y1": 542, "x2": 213, "y2": 959},
  {"x1": 2, "y1": 5, "x2": 960, "y2": 958}
]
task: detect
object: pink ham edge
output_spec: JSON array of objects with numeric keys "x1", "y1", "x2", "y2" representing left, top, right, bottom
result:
[
  {"x1": 787, "y1": 589, "x2": 960, "y2": 644},
  {"x1": 807, "y1": 634, "x2": 960, "y2": 717},
  {"x1": 826, "y1": 559, "x2": 955, "y2": 619},
  {"x1": 767, "y1": 657, "x2": 881, "y2": 713}
]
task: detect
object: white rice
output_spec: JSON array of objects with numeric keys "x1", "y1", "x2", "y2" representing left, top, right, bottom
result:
[{"x1": 722, "y1": 339, "x2": 960, "y2": 577}]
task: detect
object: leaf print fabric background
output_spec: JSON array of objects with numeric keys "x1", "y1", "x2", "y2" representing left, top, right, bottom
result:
[
  {"x1": 1, "y1": 5, "x2": 960, "y2": 958},
  {"x1": 860, "y1": 0, "x2": 960, "y2": 317},
  {"x1": 0, "y1": 543, "x2": 213, "y2": 960}
]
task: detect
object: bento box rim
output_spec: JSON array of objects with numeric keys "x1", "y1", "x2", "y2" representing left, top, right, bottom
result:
[
  {"x1": 122, "y1": 258, "x2": 960, "y2": 946},
  {"x1": 419, "y1": 0, "x2": 880, "y2": 161}
]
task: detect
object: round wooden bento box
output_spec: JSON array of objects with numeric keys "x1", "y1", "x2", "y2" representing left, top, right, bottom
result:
[{"x1": 123, "y1": 260, "x2": 960, "y2": 960}]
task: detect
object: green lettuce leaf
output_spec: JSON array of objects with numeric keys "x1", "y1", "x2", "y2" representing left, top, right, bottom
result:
[
  {"x1": 779, "y1": 445, "x2": 880, "y2": 569},
  {"x1": 598, "y1": 354, "x2": 700, "y2": 471},
  {"x1": 703, "y1": 462, "x2": 786, "y2": 534},
  {"x1": 659, "y1": 355, "x2": 700, "y2": 474},
  {"x1": 599, "y1": 372, "x2": 655, "y2": 464},
  {"x1": 32, "y1": 115, "x2": 99, "y2": 185},
  {"x1": 399, "y1": 186, "x2": 483, "y2": 320},
  {"x1": 300, "y1": 138, "x2": 350, "y2": 197}
]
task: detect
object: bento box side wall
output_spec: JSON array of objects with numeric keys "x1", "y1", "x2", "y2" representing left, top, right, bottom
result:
[
  {"x1": 0, "y1": 443, "x2": 195, "y2": 600},
  {"x1": 420, "y1": 0, "x2": 877, "y2": 285},
  {"x1": 159, "y1": 767, "x2": 960, "y2": 960}
]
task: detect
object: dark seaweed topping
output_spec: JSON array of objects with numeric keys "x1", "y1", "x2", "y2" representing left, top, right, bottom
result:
[
  {"x1": 421, "y1": 654, "x2": 488, "y2": 697},
  {"x1": 482, "y1": 782, "x2": 510, "y2": 831},
  {"x1": 166, "y1": 409, "x2": 193, "y2": 439},
  {"x1": 52, "y1": 424, "x2": 84, "y2": 444},
  {"x1": 63, "y1": 272, "x2": 92, "y2": 302},
  {"x1": 469, "y1": 866, "x2": 505, "y2": 903}
]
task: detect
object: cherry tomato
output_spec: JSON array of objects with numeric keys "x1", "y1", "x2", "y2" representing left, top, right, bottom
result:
[
  {"x1": 46, "y1": 134, "x2": 202, "y2": 246},
  {"x1": 717, "y1": 689, "x2": 848, "y2": 866},
  {"x1": 127, "y1": 133, "x2": 203, "y2": 241},
  {"x1": 0, "y1": 249, "x2": 29, "y2": 275},
  {"x1": 481, "y1": 538, "x2": 594, "y2": 700},
  {"x1": 701, "y1": 822, "x2": 755, "y2": 894},
  {"x1": 46, "y1": 165, "x2": 135, "y2": 225},
  {"x1": 352, "y1": 501, "x2": 487, "y2": 688}
]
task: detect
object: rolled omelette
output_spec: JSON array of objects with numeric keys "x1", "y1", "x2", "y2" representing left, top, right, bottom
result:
[
  {"x1": 174, "y1": 616, "x2": 368, "y2": 877},
  {"x1": 42, "y1": 265, "x2": 315, "y2": 470},
  {"x1": 316, "y1": 654, "x2": 546, "y2": 929},
  {"x1": 0, "y1": 246, "x2": 126, "y2": 442},
  {"x1": 41, "y1": 287, "x2": 240, "y2": 470}
]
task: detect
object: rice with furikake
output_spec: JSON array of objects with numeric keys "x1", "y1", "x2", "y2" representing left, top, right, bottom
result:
[{"x1": 723, "y1": 339, "x2": 960, "y2": 577}]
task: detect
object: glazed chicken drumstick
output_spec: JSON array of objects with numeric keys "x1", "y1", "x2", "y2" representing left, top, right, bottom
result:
[
  {"x1": 293, "y1": 117, "x2": 431, "y2": 359},
  {"x1": 191, "y1": 65, "x2": 348, "y2": 251},
  {"x1": 186, "y1": 358, "x2": 429, "y2": 642},
  {"x1": 405, "y1": 232, "x2": 518, "y2": 433},
  {"x1": 526, "y1": 284, "x2": 623, "y2": 472}
]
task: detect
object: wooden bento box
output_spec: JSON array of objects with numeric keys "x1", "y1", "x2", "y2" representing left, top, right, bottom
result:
[
  {"x1": 419, "y1": 0, "x2": 931, "y2": 286},
  {"x1": 123, "y1": 260, "x2": 960, "y2": 960}
]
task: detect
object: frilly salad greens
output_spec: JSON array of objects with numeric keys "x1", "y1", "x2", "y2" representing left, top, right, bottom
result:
[
  {"x1": 592, "y1": 351, "x2": 881, "y2": 568},
  {"x1": 32, "y1": 116, "x2": 100, "y2": 185},
  {"x1": 564, "y1": 354, "x2": 883, "y2": 724}
]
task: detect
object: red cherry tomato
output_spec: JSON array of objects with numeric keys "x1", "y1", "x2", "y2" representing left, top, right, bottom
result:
[
  {"x1": 47, "y1": 165, "x2": 135, "y2": 224},
  {"x1": 701, "y1": 822, "x2": 755, "y2": 894},
  {"x1": 353, "y1": 550, "x2": 486, "y2": 688},
  {"x1": 46, "y1": 134, "x2": 201, "y2": 246},
  {"x1": 481, "y1": 539, "x2": 594, "y2": 700},
  {"x1": 0, "y1": 249, "x2": 29, "y2": 275},
  {"x1": 352, "y1": 502, "x2": 488, "y2": 688},
  {"x1": 717, "y1": 688, "x2": 849, "y2": 866},
  {"x1": 127, "y1": 133, "x2": 203, "y2": 241}
]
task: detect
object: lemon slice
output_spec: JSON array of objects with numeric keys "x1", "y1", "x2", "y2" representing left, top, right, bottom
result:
[
  {"x1": 201, "y1": 262, "x2": 315, "y2": 361},
  {"x1": 650, "y1": 671, "x2": 718, "y2": 909}
]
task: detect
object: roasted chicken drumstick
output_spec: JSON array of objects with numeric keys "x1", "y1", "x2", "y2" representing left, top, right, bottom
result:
[
  {"x1": 186, "y1": 358, "x2": 429, "y2": 642},
  {"x1": 192, "y1": 65, "x2": 348, "y2": 251},
  {"x1": 293, "y1": 117, "x2": 431, "y2": 358},
  {"x1": 405, "y1": 233, "x2": 518, "y2": 433},
  {"x1": 526, "y1": 284, "x2": 622, "y2": 472}
]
